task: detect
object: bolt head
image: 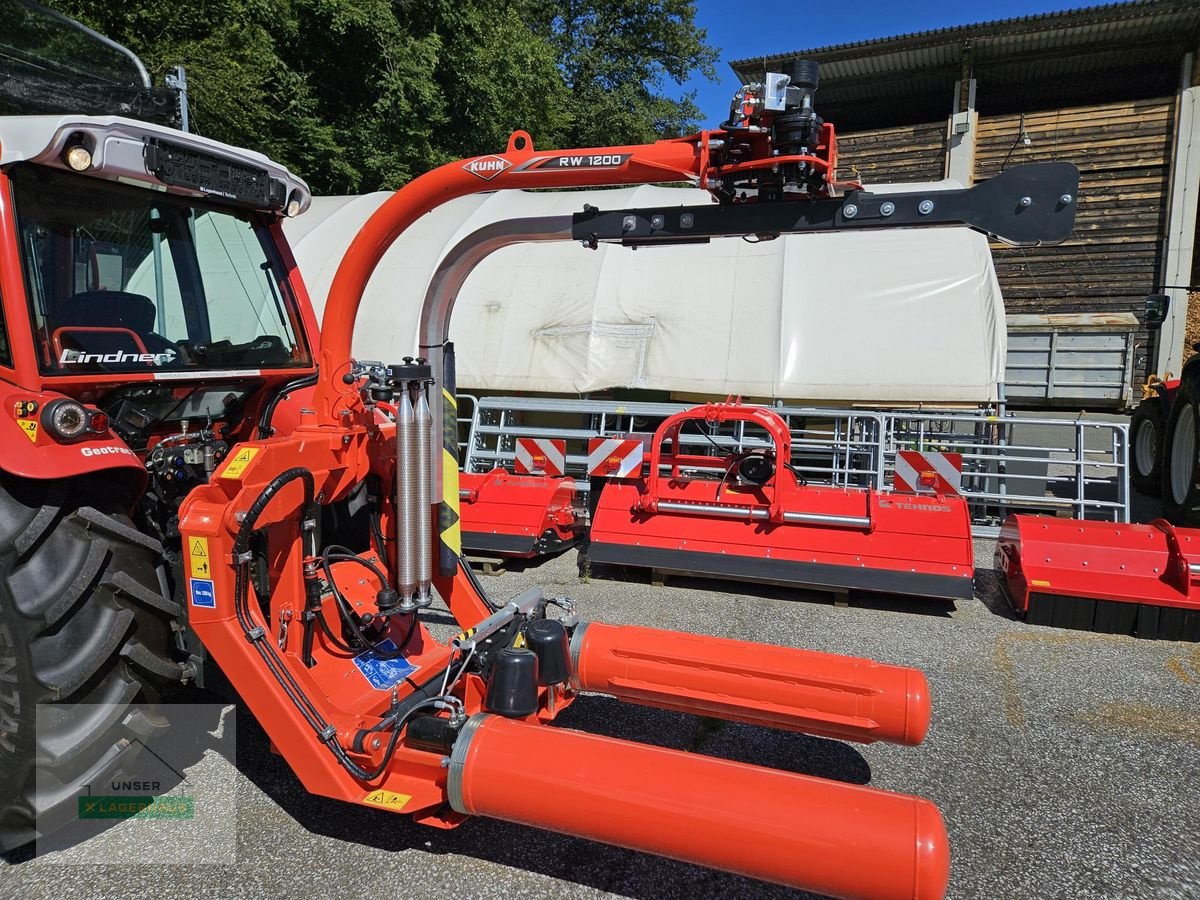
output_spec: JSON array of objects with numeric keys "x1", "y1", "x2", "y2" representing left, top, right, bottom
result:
[
  {"x1": 1059, "y1": 194, "x2": 1073, "y2": 204},
  {"x1": 843, "y1": 203, "x2": 858, "y2": 219},
  {"x1": 880, "y1": 201, "x2": 895, "y2": 216},
  {"x1": 1019, "y1": 196, "x2": 1033, "y2": 208},
  {"x1": 918, "y1": 199, "x2": 934, "y2": 215}
]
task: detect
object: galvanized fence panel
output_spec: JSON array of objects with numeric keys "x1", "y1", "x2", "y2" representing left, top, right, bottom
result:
[
  {"x1": 458, "y1": 395, "x2": 1130, "y2": 536},
  {"x1": 882, "y1": 411, "x2": 1130, "y2": 535},
  {"x1": 462, "y1": 396, "x2": 883, "y2": 490}
]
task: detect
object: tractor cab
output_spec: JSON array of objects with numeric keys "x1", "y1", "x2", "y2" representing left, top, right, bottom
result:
[
  {"x1": 0, "y1": 116, "x2": 319, "y2": 513},
  {"x1": 0, "y1": 116, "x2": 316, "y2": 382},
  {"x1": 0, "y1": 117, "x2": 317, "y2": 451}
]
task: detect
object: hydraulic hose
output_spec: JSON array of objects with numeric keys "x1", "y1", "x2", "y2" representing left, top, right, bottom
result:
[
  {"x1": 230, "y1": 466, "x2": 412, "y2": 782},
  {"x1": 319, "y1": 555, "x2": 412, "y2": 660},
  {"x1": 322, "y1": 545, "x2": 392, "y2": 590},
  {"x1": 257, "y1": 370, "x2": 320, "y2": 438}
]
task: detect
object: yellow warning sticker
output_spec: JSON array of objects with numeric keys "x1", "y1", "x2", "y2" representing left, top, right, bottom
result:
[
  {"x1": 220, "y1": 446, "x2": 261, "y2": 479},
  {"x1": 362, "y1": 790, "x2": 411, "y2": 810},
  {"x1": 189, "y1": 537, "x2": 211, "y2": 578},
  {"x1": 16, "y1": 418, "x2": 37, "y2": 443},
  {"x1": 1031, "y1": 579, "x2": 1052, "y2": 587}
]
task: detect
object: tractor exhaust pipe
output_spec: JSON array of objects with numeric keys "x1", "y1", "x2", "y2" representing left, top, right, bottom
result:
[
  {"x1": 570, "y1": 622, "x2": 930, "y2": 746},
  {"x1": 447, "y1": 714, "x2": 949, "y2": 900}
]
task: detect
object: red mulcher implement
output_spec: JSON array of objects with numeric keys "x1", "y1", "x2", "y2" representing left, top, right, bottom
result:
[
  {"x1": 589, "y1": 401, "x2": 976, "y2": 602},
  {"x1": 459, "y1": 436, "x2": 586, "y2": 559},
  {"x1": 1, "y1": 19, "x2": 1081, "y2": 892},
  {"x1": 997, "y1": 516, "x2": 1200, "y2": 641},
  {"x1": 1037, "y1": 295, "x2": 1199, "y2": 642},
  {"x1": 458, "y1": 468, "x2": 584, "y2": 558}
]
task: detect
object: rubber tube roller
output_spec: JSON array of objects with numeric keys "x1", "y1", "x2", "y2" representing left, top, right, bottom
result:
[
  {"x1": 447, "y1": 714, "x2": 949, "y2": 900},
  {"x1": 570, "y1": 622, "x2": 931, "y2": 746}
]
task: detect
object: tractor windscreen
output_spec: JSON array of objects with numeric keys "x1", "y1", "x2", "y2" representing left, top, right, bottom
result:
[{"x1": 9, "y1": 164, "x2": 311, "y2": 375}]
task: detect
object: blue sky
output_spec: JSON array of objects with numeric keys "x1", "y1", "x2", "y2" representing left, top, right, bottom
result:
[{"x1": 682, "y1": 1, "x2": 1104, "y2": 127}]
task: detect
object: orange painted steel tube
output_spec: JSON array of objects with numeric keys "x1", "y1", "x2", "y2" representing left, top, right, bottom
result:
[
  {"x1": 448, "y1": 714, "x2": 950, "y2": 900},
  {"x1": 570, "y1": 622, "x2": 931, "y2": 746}
]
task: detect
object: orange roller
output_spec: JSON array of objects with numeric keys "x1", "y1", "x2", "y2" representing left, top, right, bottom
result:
[
  {"x1": 448, "y1": 714, "x2": 949, "y2": 900},
  {"x1": 570, "y1": 622, "x2": 930, "y2": 746}
]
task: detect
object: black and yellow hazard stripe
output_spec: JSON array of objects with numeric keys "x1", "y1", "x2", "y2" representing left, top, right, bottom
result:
[{"x1": 438, "y1": 343, "x2": 462, "y2": 576}]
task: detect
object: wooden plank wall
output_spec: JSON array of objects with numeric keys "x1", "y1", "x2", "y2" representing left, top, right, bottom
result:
[
  {"x1": 976, "y1": 98, "x2": 1176, "y2": 375},
  {"x1": 835, "y1": 121, "x2": 947, "y2": 183}
]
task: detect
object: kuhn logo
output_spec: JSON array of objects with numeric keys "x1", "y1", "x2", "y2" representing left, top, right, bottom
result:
[
  {"x1": 463, "y1": 156, "x2": 511, "y2": 181},
  {"x1": 60, "y1": 348, "x2": 175, "y2": 366}
]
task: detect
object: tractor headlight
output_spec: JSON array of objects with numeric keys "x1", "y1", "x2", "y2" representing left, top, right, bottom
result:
[
  {"x1": 62, "y1": 133, "x2": 95, "y2": 172},
  {"x1": 42, "y1": 399, "x2": 91, "y2": 441},
  {"x1": 65, "y1": 145, "x2": 93, "y2": 171}
]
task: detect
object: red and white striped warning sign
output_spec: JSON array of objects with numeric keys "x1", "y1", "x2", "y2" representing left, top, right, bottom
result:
[
  {"x1": 893, "y1": 450, "x2": 962, "y2": 495},
  {"x1": 586, "y1": 437, "x2": 644, "y2": 478},
  {"x1": 514, "y1": 438, "x2": 566, "y2": 476}
]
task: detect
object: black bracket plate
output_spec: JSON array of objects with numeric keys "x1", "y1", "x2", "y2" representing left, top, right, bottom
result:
[{"x1": 571, "y1": 162, "x2": 1079, "y2": 249}]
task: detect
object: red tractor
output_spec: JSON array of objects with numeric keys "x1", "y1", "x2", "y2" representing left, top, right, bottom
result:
[{"x1": 0, "y1": 18, "x2": 1081, "y2": 896}]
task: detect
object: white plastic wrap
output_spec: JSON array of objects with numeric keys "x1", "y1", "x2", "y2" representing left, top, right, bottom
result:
[{"x1": 285, "y1": 184, "x2": 1006, "y2": 403}]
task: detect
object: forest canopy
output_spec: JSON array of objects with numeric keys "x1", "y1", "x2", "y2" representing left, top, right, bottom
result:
[{"x1": 41, "y1": 0, "x2": 719, "y2": 194}]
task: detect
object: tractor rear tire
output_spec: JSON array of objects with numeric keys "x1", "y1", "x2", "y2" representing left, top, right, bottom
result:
[
  {"x1": 1130, "y1": 398, "x2": 1164, "y2": 497},
  {"x1": 1160, "y1": 381, "x2": 1200, "y2": 525},
  {"x1": 0, "y1": 474, "x2": 185, "y2": 852}
]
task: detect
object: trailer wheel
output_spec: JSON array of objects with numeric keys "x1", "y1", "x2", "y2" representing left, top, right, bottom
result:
[
  {"x1": 1160, "y1": 382, "x2": 1200, "y2": 525},
  {"x1": 1130, "y1": 399, "x2": 1164, "y2": 496},
  {"x1": 0, "y1": 474, "x2": 184, "y2": 851}
]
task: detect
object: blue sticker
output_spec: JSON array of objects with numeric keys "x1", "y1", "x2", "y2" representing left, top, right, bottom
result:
[
  {"x1": 352, "y1": 639, "x2": 419, "y2": 690},
  {"x1": 190, "y1": 579, "x2": 216, "y2": 608}
]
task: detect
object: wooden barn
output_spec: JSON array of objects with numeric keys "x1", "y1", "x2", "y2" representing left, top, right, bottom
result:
[{"x1": 733, "y1": 0, "x2": 1200, "y2": 403}]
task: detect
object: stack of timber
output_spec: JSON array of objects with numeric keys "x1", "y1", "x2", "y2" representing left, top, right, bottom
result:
[
  {"x1": 976, "y1": 97, "x2": 1175, "y2": 368},
  {"x1": 837, "y1": 120, "x2": 949, "y2": 183}
]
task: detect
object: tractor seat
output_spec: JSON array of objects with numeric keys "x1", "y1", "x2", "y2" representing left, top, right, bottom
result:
[
  {"x1": 54, "y1": 291, "x2": 176, "y2": 361},
  {"x1": 59, "y1": 291, "x2": 157, "y2": 332}
]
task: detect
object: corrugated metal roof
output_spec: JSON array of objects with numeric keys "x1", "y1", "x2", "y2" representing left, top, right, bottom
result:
[{"x1": 730, "y1": 0, "x2": 1200, "y2": 79}]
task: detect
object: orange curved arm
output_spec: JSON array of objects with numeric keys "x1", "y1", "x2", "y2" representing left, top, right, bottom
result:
[{"x1": 313, "y1": 127, "x2": 837, "y2": 419}]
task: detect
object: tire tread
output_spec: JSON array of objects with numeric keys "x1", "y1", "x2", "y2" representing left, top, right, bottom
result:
[{"x1": 0, "y1": 475, "x2": 182, "y2": 851}]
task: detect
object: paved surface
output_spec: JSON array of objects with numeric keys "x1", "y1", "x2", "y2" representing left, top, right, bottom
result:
[{"x1": 3, "y1": 535, "x2": 1198, "y2": 899}]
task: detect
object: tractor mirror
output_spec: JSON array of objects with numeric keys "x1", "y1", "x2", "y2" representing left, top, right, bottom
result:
[
  {"x1": 1144, "y1": 294, "x2": 1170, "y2": 330},
  {"x1": 89, "y1": 241, "x2": 125, "y2": 291}
]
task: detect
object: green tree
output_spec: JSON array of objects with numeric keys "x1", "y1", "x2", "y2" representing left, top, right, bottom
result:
[
  {"x1": 48, "y1": 0, "x2": 358, "y2": 191},
  {"x1": 427, "y1": 1, "x2": 574, "y2": 161},
  {"x1": 37, "y1": 0, "x2": 717, "y2": 192},
  {"x1": 528, "y1": 0, "x2": 719, "y2": 146}
]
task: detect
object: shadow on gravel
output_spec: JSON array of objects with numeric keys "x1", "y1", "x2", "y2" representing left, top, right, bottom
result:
[
  {"x1": 463, "y1": 543, "x2": 576, "y2": 578},
  {"x1": 551, "y1": 695, "x2": 873, "y2": 784},
  {"x1": 973, "y1": 567, "x2": 1020, "y2": 622},
  {"x1": 232, "y1": 694, "x2": 866, "y2": 900},
  {"x1": 585, "y1": 562, "x2": 956, "y2": 618}
]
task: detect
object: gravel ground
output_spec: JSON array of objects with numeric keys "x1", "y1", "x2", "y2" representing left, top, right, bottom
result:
[{"x1": 3, "y1": 534, "x2": 1198, "y2": 899}]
